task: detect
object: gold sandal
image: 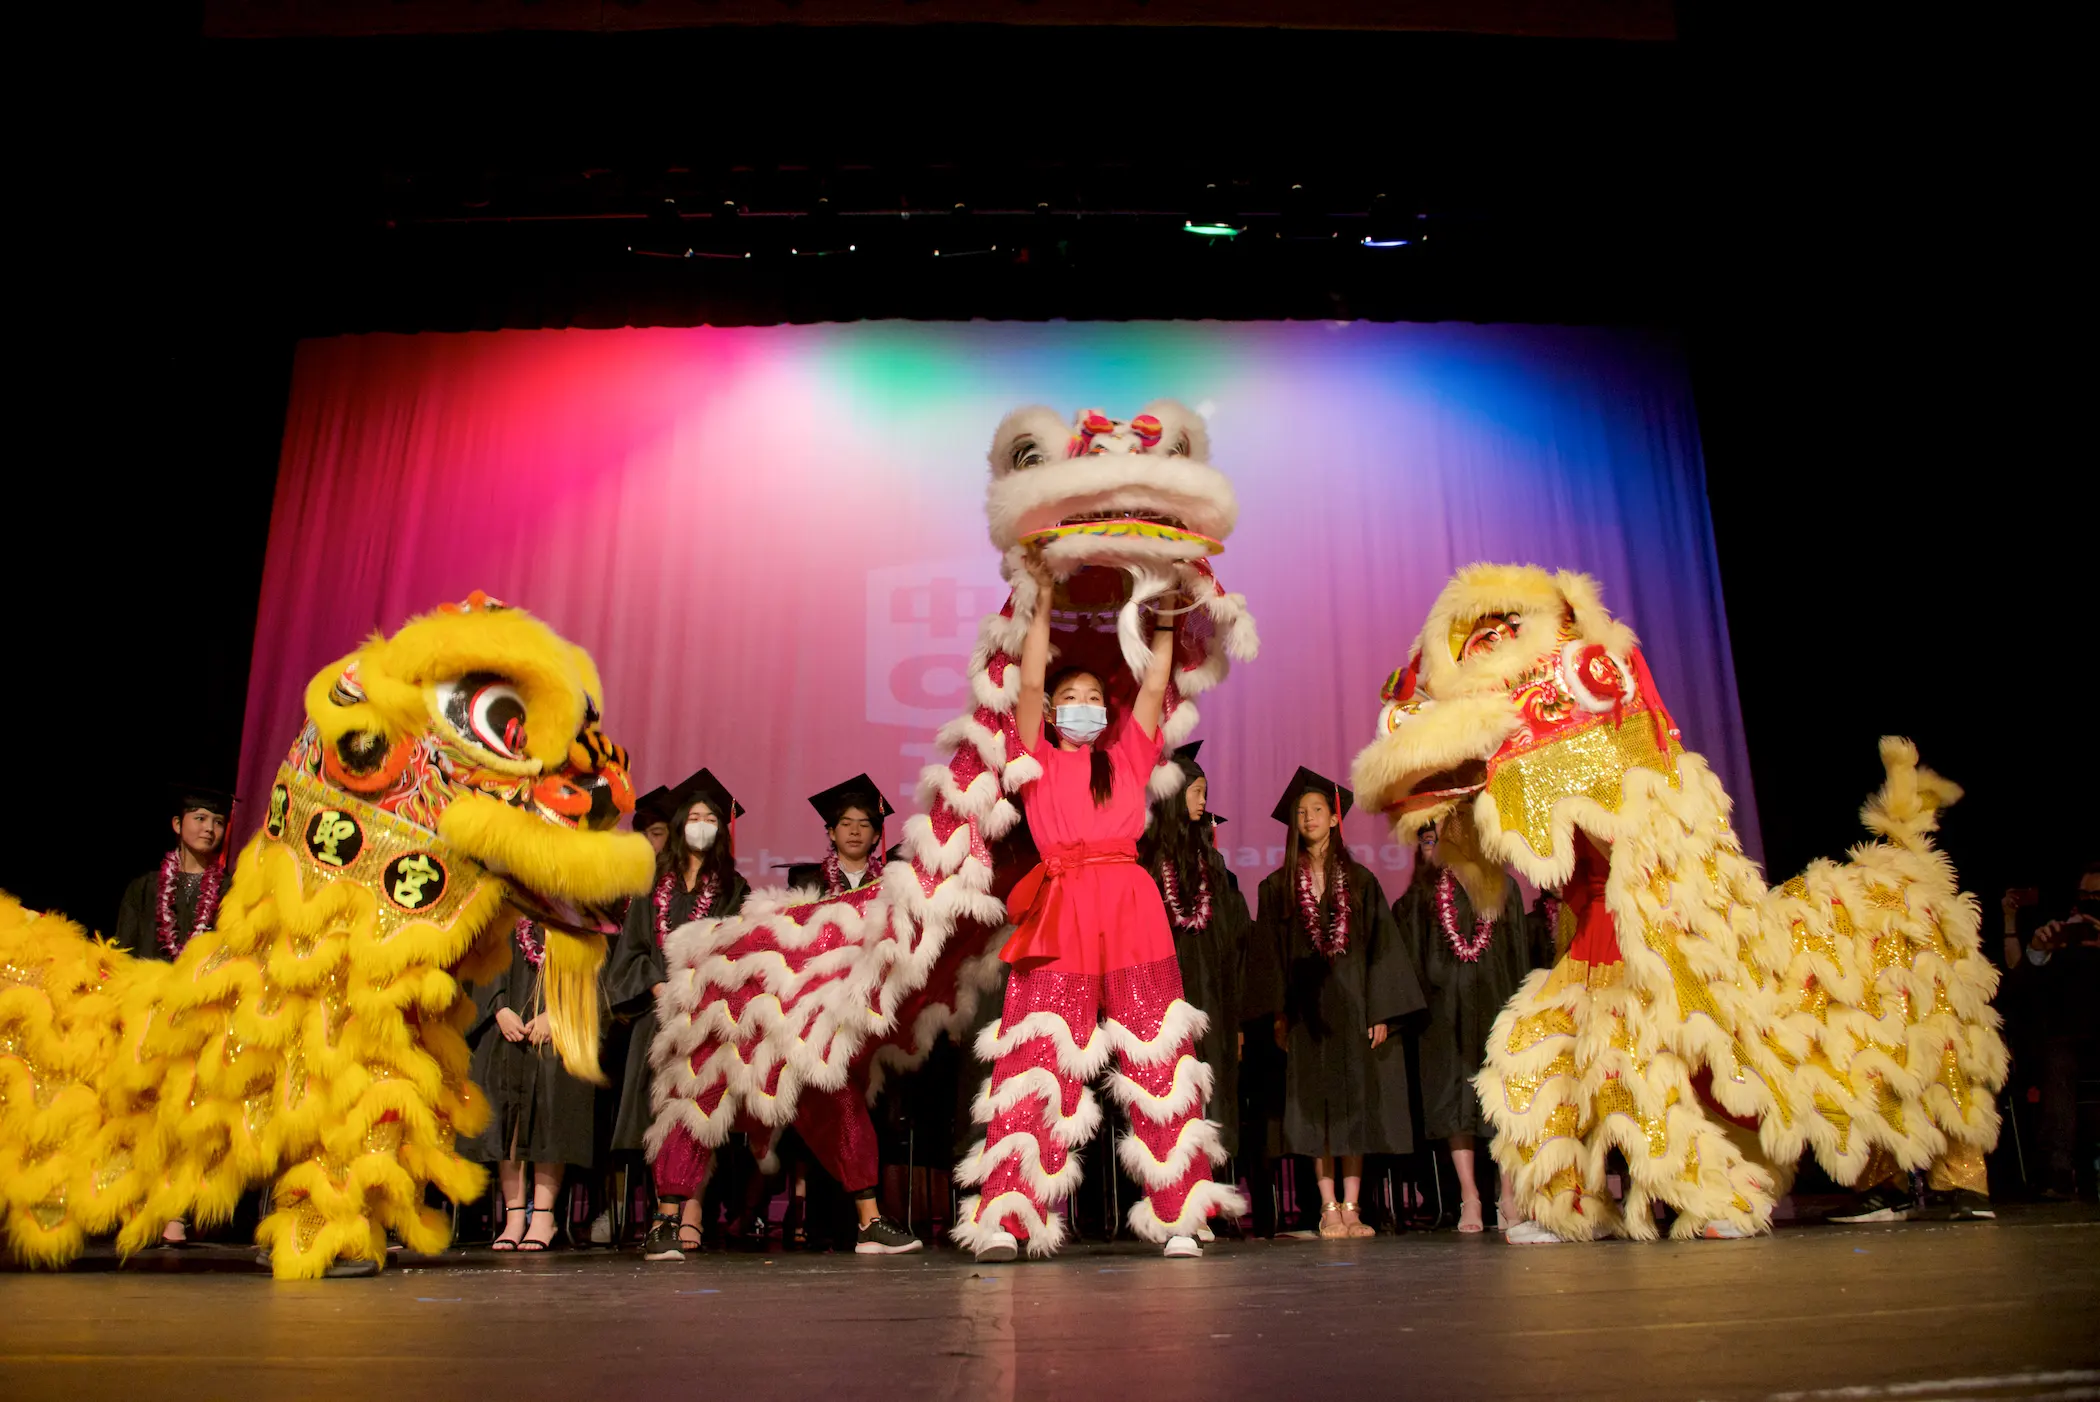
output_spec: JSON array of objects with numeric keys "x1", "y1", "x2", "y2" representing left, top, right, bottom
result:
[
  {"x1": 1339, "y1": 1201, "x2": 1376, "y2": 1239},
  {"x1": 1318, "y1": 1203, "x2": 1349, "y2": 1239}
]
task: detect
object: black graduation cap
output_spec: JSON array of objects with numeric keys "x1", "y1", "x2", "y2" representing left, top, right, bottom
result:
[
  {"x1": 1172, "y1": 740, "x2": 1205, "y2": 779},
  {"x1": 631, "y1": 785, "x2": 676, "y2": 829},
  {"x1": 169, "y1": 782, "x2": 236, "y2": 818},
  {"x1": 1270, "y1": 766, "x2": 1354, "y2": 824},
  {"x1": 671, "y1": 768, "x2": 745, "y2": 822},
  {"x1": 1206, "y1": 813, "x2": 1229, "y2": 827},
  {"x1": 808, "y1": 773, "x2": 895, "y2": 827}
]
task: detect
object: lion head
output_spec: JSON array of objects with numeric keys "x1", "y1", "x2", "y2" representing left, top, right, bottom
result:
[
  {"x1": 280, "y1": 590, "x2": 655, "y2": 939},
  {"x1": 985, "y1": 401, "x2": 1238, "y2": 569},
  {"x1": 1350, "y1": 564, "x2": 1680, "y2": 911}
]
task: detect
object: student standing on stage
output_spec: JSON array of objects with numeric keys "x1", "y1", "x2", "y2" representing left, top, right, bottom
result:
[
  {"x1": 113, "y1": 784, "x2": 234, "y2": 963},
  {"x1": 1394, "y1": 821, "x2": 1540, "y2": 1232},
  {"x1": 1247, "y1": 769, "x2": 1427, "y2": 1240},
  {"x1": 113, "y1": 783, "x2": 236, "y2": 1246},
  {"x1": 1143, "y1": 741, "x2": 1251, "y2": 1231},
  {"x1": 464, "y1": 915, "x2": 600, "y2": 1249},
  {"x1": 631, "y1": 785, "x2": 676, "y2": 855},
  {"x1": 604, "y1": 769, "x2": 752, "y2": 1260}
]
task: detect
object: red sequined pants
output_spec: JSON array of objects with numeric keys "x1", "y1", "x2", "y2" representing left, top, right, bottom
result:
[
  {"x1": 959, "y1": 955, "x2": 1225, "y2": 1248},
  {"x1": 652, "y1": 1079, "x2": 880, "y2": 1199}
]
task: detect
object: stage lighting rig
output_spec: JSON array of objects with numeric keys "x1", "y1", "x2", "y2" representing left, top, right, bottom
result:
[
  {"x1": 1278, "y1": 184, "x2": 1336, "y2": 242},
  {"x1": 1362, "y1": 193, "x2": 1426, "y2": 248},
  {"x1": 1183, "y1": 183, "x2": 1243, "y2": 238},
  {"x1": 791, "y1": 197, "x2": 856, "y2": 257},
  {"x1": 933, "y1": 202, "x2": 1000, "y2": 259}
]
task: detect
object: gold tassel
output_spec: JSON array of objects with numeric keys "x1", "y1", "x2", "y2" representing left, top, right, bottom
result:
[{"x1": 539, "y1": 929, "x2": 609, "y2": 1085}]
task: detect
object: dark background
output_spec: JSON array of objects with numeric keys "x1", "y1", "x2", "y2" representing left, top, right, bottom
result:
[{"x1": 9, "y1": 3, "x2": 2085, "y2": 935}]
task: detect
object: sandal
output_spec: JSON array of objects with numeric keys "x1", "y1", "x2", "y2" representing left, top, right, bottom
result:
[
  {"x1": 1457, "y1": 1200, "x2": 1485, "y2": 1234},
  {"x1": 1340, "y1": 1202, "x2": 1377, "y2": 1239},
  {"x1": 1317, "y1": 1203, "x2": 1349, "y2": 1240},
  {"x1": 518, "y1": 1205, "x2": 558, "y2": 1252},
  {"x1": 491, "y1": 1204, "x2": 528, "y2": 1251},
  {"x1": 678, "y1": 1223, "x2": 705, "y2": 1253}
]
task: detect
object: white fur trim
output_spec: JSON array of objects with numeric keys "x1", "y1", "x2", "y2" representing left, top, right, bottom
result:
[
  {"x1": 972, "y1": 1071, "x2": 1105, "y2": 1148},
  {"x1": 1102, "y1": 1000, "x2": 1209, "y2": 1068},
  {"x1": 1125, "y1": 1178, "x2": 1249, "y2": 1244},
  {"x1": 1116, "y1": 1117, "x2": 1229, "y2": 1188},
  {"x1": 975, "y1": 1010, "x2": 1115, "y2": 1081},
  {"x1": 955, "y1": 1128, "x2": 1086, "y2": 1200},
  {"x1": 1104, "y1": 1057, "x2": 1216, "y2": 1124},
  {"x1": 951, "y1": 1192, "x2": 1070, "y2": 1257}
]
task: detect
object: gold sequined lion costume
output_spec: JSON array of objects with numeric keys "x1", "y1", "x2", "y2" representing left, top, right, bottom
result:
[
  {"x1": 1351, "y1": 564, "x2": 2007, "y2": 1240},
  {"x1": 0, "y1": 593, "x2": 654, "y2": 1277}
]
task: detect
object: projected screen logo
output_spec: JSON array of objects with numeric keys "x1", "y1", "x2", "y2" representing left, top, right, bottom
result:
[{"x1": 865, "y1": 557, "x2": 1011, "y2": 810}]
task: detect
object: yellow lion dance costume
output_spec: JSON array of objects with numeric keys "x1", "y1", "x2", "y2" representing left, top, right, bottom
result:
[
  {"x1": 1351, "y1": 564, "x2": 2007, "y2": 1240},
  {"x1": 0, "y1": 593, "x2": 654, "y2": 1277}
]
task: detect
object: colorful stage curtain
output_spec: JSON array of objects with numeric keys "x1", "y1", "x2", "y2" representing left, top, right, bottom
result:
[{"x1": 239, "y1": 322, "x2": 1756, "y2": 891}]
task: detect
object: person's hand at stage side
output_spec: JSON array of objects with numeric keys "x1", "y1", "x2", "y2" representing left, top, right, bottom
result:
[
  {"x1": 525, "y1": 1012, "x2": 551, "y2": 1045},
  {"x1": 495, "y1": 1006, "x2": 528, "y2": 1042},
  {"x1": 1367, "y1": 1023, "x2": 1389, "y2": 1049},
  {"x1": 1274, "y1": 1015, "x2": 1288, "y2": 1050}
]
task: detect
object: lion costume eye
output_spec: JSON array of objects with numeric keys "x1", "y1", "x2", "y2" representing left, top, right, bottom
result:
[
  {"x1": 1009, "y1": 436, "x2": 1048, "y2": 471},
  {"x1": 438, "y1": 672, "x2": 529, "y2": 759},
  {"x1": 1462, "y1": 614, "x2": 1520, "y2": 659}
]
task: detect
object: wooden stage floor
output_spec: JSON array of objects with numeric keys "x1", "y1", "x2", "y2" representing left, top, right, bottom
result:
[{"x1": 4, "y1": 1204, "x2": 2095, "y2": 1402}]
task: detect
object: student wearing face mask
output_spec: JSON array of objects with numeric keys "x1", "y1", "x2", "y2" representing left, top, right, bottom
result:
[
  {"x1": 951, "y1": 552, "x2": 1246, "y2": 1263},
  {"x1": 605, "y1": 769, "x2": 751, "y2": 1259}
]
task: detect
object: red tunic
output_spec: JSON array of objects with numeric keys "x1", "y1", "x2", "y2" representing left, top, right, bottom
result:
[{"x1": 1002, "y1": 717, "x2": 1174, "y2": 973}]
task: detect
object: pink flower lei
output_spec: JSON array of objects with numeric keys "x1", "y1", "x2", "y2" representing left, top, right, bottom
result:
[
  {"x1": 1297, "y1": 856, "x2": 1350, "y2": 958},
  {"x1": 1436, "y1": 868, "x2": 1496, "y2": 962},
  {"x1": 653, "y1": 867, "x2": 719, "y2": 947},
  {"x1": 820, "y1": 849, "x2": 876, "y2": 897},
  {"x1": 1160, "y1": 856, "x2": 1212, "y2": 933},
  {"x1": 512, "y1": 916, "x2": 545, "y2": 968},
  {"x1": 155, "y1": 850, "x2": 224, "y2": 959}
]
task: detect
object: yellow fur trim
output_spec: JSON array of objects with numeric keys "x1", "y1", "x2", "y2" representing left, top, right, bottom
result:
[
  {"x1": 540, "y1": 929, "x2": 609, "y2": 1085},
  {"x1": 436, "y1": 794, "x2": 654, "y2": 906}
]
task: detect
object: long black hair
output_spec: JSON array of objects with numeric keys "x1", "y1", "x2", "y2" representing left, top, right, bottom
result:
[
  {"x1": 1148, "y1": 760, "x2": 1208, "y2": 895},
  {"x1": 1283, "y1": 796, "x2": 1353, "y2": 928},
  {"x1": 659, "y1": 795, "x2": 739, "y2": 891},
  {"x1": 1045, "y1": 665, "x2": 1115, "y2": 808}
]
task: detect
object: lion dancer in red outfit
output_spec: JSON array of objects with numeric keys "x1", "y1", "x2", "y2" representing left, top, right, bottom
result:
[{"x1": 953, "y1": 549, "x2": 1248, "y2": 1262}]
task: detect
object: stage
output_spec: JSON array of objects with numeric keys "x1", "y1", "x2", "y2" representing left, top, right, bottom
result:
[{"x1": 3, "y1": 1207, "x2": 2094, "y2": 1402}]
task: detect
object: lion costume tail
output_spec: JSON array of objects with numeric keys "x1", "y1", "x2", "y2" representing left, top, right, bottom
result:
[
  {"x1": 0, "y1": 893, "x2": 168, "y2": 1267},
  {"x1": 1860, "y1": 735, "x2": 1964, "y2": 854}
]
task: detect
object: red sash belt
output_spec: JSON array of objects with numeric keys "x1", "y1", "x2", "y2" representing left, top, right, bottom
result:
[{"x1": 1003, "y1": 840, "x2": 1138, "y2": 959}]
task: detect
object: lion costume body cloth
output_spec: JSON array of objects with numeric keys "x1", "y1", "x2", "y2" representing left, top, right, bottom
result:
[
  {"x1": 0, "y1": 594, "x2": 655, "y2": 1276},
  {"x1": 1351, "y1": 565, "x2": 2007, "y2": 1240},
  {"x1": 644, "y1": 402, "x2": 1256, "y2": 1250}
]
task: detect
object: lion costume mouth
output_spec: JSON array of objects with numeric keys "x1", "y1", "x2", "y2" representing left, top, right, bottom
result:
[{"x1": 986, "y1": 401, "x2": 1238, "y2": 568}]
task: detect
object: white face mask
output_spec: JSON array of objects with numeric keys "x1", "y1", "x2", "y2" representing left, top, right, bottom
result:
[
  {"x1": 685, "y1": 818, "x2": 719, "y2": 851},
  {"x1": 1054, "y1": 703, "x2": 1109, "y2": 743}
]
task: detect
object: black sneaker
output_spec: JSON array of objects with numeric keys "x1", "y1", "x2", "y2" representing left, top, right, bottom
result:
[
  {"x1": 1928, "y1": 1189, "x2": 1997, "y2": 1221},
  {"x1": 854, "y1": 1215, "x2": 924, "y2": 1255},
  {"x1": 642, "y1": 1214, "x2": 685, "y2": 1262},
  {"x1": 1828, "y1": 1187, "x2": 1913, "y2": 1224}
]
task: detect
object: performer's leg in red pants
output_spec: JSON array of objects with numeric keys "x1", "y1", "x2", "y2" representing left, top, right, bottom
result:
[{"x1": 952, "y1": 954, "x2": 1244, "y2": 1255}]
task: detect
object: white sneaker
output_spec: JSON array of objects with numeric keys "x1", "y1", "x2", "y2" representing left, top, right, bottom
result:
[
  {"x1": 1195, "y1": 1226, "x2": 1215, "y2": 1244},
  {"x1": 1504, "y1": 1220, "x2": 1566, "y2": 1245},
  {"x1": 973, "y1": 1229, "x2": 1019, "y2": 1264},
  {"x1": 587, "y1": 1210, "x2": 614, "y2": 1246},
  {"x1": 1163, "y1": 1235, "x2": 1203, "y2": 1258},
  {"x1": 1698, "y1": 1220, "x2": 1751, "y2": 1240}
]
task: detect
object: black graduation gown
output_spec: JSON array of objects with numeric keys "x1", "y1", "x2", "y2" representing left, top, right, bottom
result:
[
  {"x1": 462, "y1": 926, "x2": 600, "y2": 1168},
  {"x1": 1395, "y1": 872, "x2": 1543, "y2": 1142},
  {"x1": 1149, "y1": 846, "x2": 1251, "y2": 1157},
  {"x1": 779, "y1": 856, "x2": 888, "y2": 895},
  {"x1": 1247, "y1": 862, "x2": 1427, "y2": 1158},
  {"x1": 604, "y1": 870, "x2": 750, "y2": 1154},
  {"x1": 112, "y1": 866, "x2": 211, "y2": 961}
]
